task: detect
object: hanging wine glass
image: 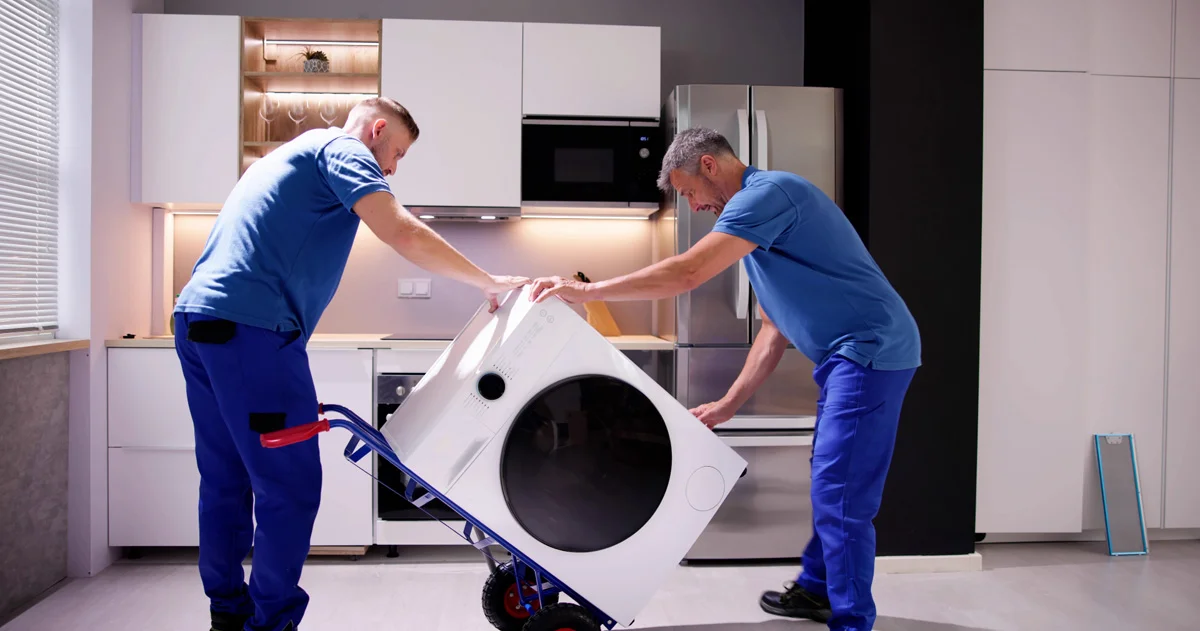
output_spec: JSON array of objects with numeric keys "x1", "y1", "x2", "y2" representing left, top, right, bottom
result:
[
  {"x1": 318, "y1": 95, "x2": 339, "y2": 126},
  {"x1": 287, "y1": 97, "x2": 308, "y2": 128},
  {"x1": 258, "y1": 95, "x2": 279, "y2": 141}
]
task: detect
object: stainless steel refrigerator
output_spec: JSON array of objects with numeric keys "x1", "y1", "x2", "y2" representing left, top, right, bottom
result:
[{"x1": 655, "y1": 84, "x2": 843, "y2": 560}]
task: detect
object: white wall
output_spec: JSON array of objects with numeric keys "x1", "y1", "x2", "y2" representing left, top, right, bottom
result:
[
  {"x1": 978, "y1": 0, "x2": 1198, "y2": 538},
  {"x1": 62, "y1": 0, "x2": 162, "y2": 578}
]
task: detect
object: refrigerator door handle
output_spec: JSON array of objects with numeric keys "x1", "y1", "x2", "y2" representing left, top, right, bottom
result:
[
  {"x1": 736, "y1": 109, "x2": 751, "y2": 163},
  {"x1": 735, "y1": 259, "x2": 749, "y2": 320},
  {"x1": 755, "y1": 109, "x2": 769, "y2": 170}
]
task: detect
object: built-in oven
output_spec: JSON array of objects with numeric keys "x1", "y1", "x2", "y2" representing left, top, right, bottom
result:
[
  {"x1": 521, "y1": 118, "x2": 663, "y2": 212},
  {"x1": 374, "y1": 373, "x2": 459, "y2": 523}
]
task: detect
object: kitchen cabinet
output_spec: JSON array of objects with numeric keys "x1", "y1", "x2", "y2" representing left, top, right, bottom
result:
[
  {"x1": 1088, "y1": 0, "x2": 1173, "y2": 77},
  {"x1": 522, "y1": 23, "x2": 660, "y2": 119},
  {"x1": 109, "y1": 448, "x2": 201, "y2": 547},
  {"x1": 105, "y1": 347, "x2": 374, "y2": 547},
  {"x1": 380, "y1": 19, "x2": 521, "y2": 209},
  {"x1": 308, "y1": 349, "x2": 373, "y2": 544},
  {"x1": 1179, "y1": 0, "x2": 1200, "y2": 79},
  {"x1": 977, "y1": 70, "x2": 1089, "y2": 533},
  {"x1": 108, "y1": 347, "x2": 192, "y2": 448},
  {"x1": 983, "y1": 0, "x2": 1088, "y2": 72},
  {"x1": 133, "y1": 14, "x2": 239, "y2": 206},
  {"x1": 1165, "y1": 79, "x2": 1200, "y2": 528},
  {"x1": 1081, "y1": 75, "x2": 1171, "y2": 531}
]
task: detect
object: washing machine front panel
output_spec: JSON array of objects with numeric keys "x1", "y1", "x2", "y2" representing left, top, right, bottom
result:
[{"x1": 500, "y1": 373, "x2": 673, "y2": 554}]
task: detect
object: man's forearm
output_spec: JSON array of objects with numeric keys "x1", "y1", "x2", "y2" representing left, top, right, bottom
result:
[
  {"x1": 384, "y1": 211, "x2": 491, "y2": 289},
  {"x1": 589, "y1": 256, "x2": 701, "y2": 302},
  {"x1": 722, "y1": 323, "x2": 788, "y2": 409}
]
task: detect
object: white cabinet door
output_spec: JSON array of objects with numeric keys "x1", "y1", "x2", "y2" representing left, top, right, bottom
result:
[
  {"x1": 977, "y1": 70, "x2": 1090, "y2": 533},
  {"x1": 984, "y1": 0, "x2": 1088, "y2": 71},
  {"x1": 1088, "y1": 0, "x2": 1173, "y2": 77},
  {"x1": 109, "y1": 448, "x2": 200, "y2": 547},
  {"x1": 308, "y1": 349, "x2": 374, "y2": 545},
  {"x1": 134, "y1": 14, "x2": 239, "y2": 206},
  {"x1": 522, "y1": 23, "x2": 660, "y2": 118},
  {"x1": 1165, "y1": 79, "x2": 1200, "y2": 528},
  {"x1": 108, "y1": 348, "x2": 192, "y2": 448},
  {"x1": 380, "y1": 19, "x2": 522, "y2": 209},
  {"x1": 1082, "y1": 75, "x2": 1171, "y2": 531},
  {"x1": 1178, "y1": 0, "x2": 1200, "y2": 79}
]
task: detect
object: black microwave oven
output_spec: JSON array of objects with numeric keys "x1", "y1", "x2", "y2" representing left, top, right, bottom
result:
[{"x1": 521, "y1": 118, "x2": 664, "y2": 209}]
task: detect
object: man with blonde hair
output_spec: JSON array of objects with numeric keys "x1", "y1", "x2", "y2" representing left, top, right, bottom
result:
[{"x1": 174, "y1": 96, "x2": 528, "y2": 631}]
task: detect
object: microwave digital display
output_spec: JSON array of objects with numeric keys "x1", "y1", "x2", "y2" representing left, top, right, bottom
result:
[{"x1": 522, "y1": 119, "x2": 663, "y2": 207}]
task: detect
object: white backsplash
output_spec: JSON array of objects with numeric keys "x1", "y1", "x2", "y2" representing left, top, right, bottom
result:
[{"x1": 172, "y1": 214, "x2": 655, "y2": 337}]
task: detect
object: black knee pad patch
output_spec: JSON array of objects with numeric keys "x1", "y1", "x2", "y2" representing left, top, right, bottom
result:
[
  {"x1": 186, "y1": 318, "x2": 236, "y2": 344},
  {"x1": 249, "y1": 412, "x2": 287, "y2": 434}
]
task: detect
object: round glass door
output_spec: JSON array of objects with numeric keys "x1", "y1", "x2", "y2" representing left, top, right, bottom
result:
[{"x1": 500, "y1": 375, "x2": 672, "y2": 553}]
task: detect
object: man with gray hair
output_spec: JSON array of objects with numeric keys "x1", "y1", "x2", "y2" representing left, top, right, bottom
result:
[{"x1": 529, "y1": 127, "x2": 920, "y2": 631}]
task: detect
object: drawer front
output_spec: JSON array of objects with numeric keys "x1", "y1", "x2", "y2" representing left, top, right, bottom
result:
[
  {"x1": 108, "y1": 348, "x2": 193, "y2": 448},
  {"x1": 109, "y1": 447, "x2": 200, "y2": 547},
  {"x1": 686, "y1": 433, "x2": 813, "y2": 560}
]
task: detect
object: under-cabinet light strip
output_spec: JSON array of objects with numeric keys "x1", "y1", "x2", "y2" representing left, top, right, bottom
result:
[
  {"x1": 265, "y1": 92, "x2": 379, "y2": 98},
  {"x1": 264, "y1": 40, "x2": 379, "y2": 47}
]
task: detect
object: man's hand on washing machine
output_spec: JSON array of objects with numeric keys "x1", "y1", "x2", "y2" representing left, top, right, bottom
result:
[{"x1": 690, "y1": 399, "x2": 737, "y2": 429}]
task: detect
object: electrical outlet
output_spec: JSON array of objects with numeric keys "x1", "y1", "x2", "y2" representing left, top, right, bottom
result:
[{"x1": 398, "y1": 278, "x2": 431, "y2": 299}]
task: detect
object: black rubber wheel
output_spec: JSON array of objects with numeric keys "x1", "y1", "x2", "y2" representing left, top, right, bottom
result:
[
  {"x1": 522, "y1": 603, "x2": 601, "y2": 631},
  {"x1": 481, "y1": 562, "x2": 559, "y2": 631}
]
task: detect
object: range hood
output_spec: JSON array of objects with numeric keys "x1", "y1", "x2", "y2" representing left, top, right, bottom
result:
[
  {"x1": 409, "y1": 203, "x2": 660, "y2": 222},
  {"x1": 407, "y1": 206, "x2": 522, "y2": 222}
]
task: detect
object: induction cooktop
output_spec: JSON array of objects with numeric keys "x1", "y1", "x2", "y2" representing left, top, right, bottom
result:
[{"x1": 381, "y1": 333, "x2": 453, "y2": 341}]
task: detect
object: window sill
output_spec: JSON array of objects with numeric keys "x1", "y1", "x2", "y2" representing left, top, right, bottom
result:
[{"x1": 0, "y1": 338, "x2": 89, "y2": 361}]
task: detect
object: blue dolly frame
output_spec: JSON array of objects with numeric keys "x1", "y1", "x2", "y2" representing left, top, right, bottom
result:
[{"x1": 260, "y1": 403, "x2": 619, "y2": 631}]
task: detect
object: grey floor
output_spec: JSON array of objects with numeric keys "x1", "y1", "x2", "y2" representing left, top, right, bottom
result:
[{"x1": 4, "y1": 542, "x2": 1200, "y2": 630}]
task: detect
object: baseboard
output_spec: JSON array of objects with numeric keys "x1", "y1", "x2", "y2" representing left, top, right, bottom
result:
[
  {"x1": 875, "y1": 552, "x2": 982, "y2": 574},
  {"x1": 979, "y1": 529, "x2": 1200, "y2": 544}
]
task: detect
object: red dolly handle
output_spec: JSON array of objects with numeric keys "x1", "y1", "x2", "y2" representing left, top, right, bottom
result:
[{"x1": 260, "y1": 419, "x2": 330, "y2": 448}]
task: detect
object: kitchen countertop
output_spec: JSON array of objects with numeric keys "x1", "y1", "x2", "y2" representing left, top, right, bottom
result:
[{"x1": 105, "y1": 333, "x2": 675, "y2": 351}]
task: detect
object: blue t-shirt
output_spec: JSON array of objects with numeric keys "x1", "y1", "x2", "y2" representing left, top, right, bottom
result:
[
  {"x1": 175, "y1": 127, "x2": 392, "y2": 339},
  {"x1": 712, "y1": 166, "x2": 921, "y2": 371}
]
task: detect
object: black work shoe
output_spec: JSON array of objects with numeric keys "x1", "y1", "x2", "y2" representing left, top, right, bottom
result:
[
  {"x1": 209, "y1": 610, "x2": 250, "y2": 631},
  {"x1": 759, "y1": 581, "x2": 832, "y2": 622}
]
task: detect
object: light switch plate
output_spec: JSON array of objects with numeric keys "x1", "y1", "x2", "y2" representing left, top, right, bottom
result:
[
  {"x1": 398, "y1": 278, "x2": 431, "y2": 299},
  {"x1": 413, "y1": 279, "x2": 431, "y2": 298}
]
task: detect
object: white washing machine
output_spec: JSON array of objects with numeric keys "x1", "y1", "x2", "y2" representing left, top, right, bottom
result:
[{"x1": 380, "y1": 286, "x2": 748, "y2": 627}]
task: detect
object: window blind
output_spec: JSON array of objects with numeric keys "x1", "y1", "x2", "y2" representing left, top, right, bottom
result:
[{"x1": 0, "y1": 0, "x2": 59, "y2": 334}]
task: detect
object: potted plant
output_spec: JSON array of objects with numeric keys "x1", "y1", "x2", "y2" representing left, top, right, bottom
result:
[{"x1": 298, "y1": 46, "x2": 330, "y2": 73}]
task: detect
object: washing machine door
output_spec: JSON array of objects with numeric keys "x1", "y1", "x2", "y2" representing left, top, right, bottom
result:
[{"x1": 500, "y1": 374, "x2": 673, "y2": 553}]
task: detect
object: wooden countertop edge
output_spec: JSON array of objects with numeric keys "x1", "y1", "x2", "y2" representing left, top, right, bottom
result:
[
  {"x1": 0, "y1": 338, "x2": 90, "y2": 361},
  {"x1": 104, "y1": 334, "x2": 675, "y2": 351}
]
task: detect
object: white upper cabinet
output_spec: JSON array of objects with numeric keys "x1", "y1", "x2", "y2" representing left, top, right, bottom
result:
[
  {"x1": 1177, "y1": 0, "x2": 1200, "y2": 79},
  {"x1": 522, "y1": 23, "x2": 661, "y2": 118},
  {"x1": 984, "y1": 0, "x2": 1088, "y2": 71},
  {"x1": 134, "y1": 14, "x2": 239, "y2": 206},
  {"x1": 381, "y1": 19, "x2": 522, "y2": 208},
  {"x1": 1089, "y1": 0, "x2": 1174, "y2": 77}
]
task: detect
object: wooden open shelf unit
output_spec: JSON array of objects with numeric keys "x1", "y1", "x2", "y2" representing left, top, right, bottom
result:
[{"x1": 239, "y1": 17, "x2": 382, "y2": 175}]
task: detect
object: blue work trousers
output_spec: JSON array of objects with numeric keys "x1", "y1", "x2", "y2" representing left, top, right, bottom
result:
[
  {"x1": 796, "y1": 354, "x2": 916, "y2": 631},
  {"x1": 174, "y1": 313, "x2": 322, "y2": 631}
]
